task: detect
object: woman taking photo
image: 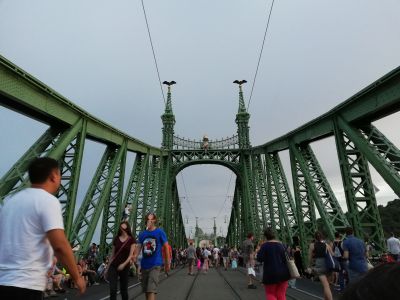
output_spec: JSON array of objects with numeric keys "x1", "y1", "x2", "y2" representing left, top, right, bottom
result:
[
  {"x1": 108, "y1": 221, "x2": 136, "y2": 300},
  {"x1": 257, "y1": 228, "x2": 291, "y2": 300},
  {"x1": 308, "y1": 231, "x2": 333, "y2": 300}
]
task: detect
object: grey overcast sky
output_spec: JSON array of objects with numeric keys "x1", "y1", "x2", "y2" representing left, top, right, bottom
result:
[{"x1": 1, "y1": 1, "x2": 400, "y2": 238}]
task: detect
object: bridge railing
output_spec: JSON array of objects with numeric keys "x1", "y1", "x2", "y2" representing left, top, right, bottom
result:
[{"x1": 173, "y1": 135, "x2": 239, "y2": 150}]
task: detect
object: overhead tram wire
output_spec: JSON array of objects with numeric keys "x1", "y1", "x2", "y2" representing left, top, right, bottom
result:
[
  {"x1": 216, "y1": 172, "x2": 233, "y2": 219},
  {"x1": 180, "y1": 172, "x2": 197, "y2": 217},
  {"x1": 140, "y1": 0, "x2": 166, "y2": 104},
  {"x1": 247, "y1": 0, "x2": 276, "y2": 110}
]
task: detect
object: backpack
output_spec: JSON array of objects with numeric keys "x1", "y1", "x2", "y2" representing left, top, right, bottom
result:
[{"x1": 333, "y1": 241, "x2": 343, "y2": 258}]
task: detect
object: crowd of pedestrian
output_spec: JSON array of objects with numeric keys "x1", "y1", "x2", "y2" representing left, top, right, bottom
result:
[{"x1": 1, "y1": 157, "x2": 399, "y2": 300}]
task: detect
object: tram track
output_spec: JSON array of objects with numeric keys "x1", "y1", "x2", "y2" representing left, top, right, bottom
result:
[
  {"x1": 184, "y1": 271, "x2": 200, "y2": 300},
  {"x1": 98, "y1": 266, "x2": 187, "y2": 300},
  {"x1": 215, "y1": 267, "x2": 245, "y2": 300},
  {"x1": 185, "y1": 267, "x2": 246, "y2": 300},
  {"x1": 236, "y1": 267, "x2": 323, "y2": 300}
]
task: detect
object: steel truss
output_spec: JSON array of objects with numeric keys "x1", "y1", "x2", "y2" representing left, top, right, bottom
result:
[
  {"x1": 335, "y1": 118, "x2": 385, "y2": 250},
  {"x1": 70, "y1": 145, "x2": 126, "y2": 256},
  {"x1": 264, "y1": 152, "x2": 297, "y2": 244},
  {"x1": 2, "y1": 54, "x2": 400, "y2": 259}
]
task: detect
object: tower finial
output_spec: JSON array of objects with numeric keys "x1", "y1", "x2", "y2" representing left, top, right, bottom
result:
[
  {"x1": 234, "y1": 80, "x2": 250, "y2": 148},
  {"x1": 233, "y1": 80, "x2": 247, "y2": 112},
  {"x1": 162, "y1": 81, "x2": 176, "y2": 114}
]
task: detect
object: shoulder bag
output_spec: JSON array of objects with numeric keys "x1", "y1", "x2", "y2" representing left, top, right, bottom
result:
[
  {"x1": 281, "y1": 244, "x2": 300, "y2": 279},
  {"x1": 325, "y1": 243, "x2": 340, "y2": 272}
]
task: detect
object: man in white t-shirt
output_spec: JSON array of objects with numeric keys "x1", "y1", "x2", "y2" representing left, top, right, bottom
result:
[
  {"x1": 0, "y1": 157, "x2": 86, "y2": 299},
  {"x1": 387, "y1": 233, "x2": 400, "y2": 261},
  {"x1": 212, "y1": 247, "x2": 220, "y2": 267}
]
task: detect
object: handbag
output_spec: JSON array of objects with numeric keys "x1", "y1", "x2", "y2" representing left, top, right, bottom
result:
[
  {"x1": 231, "y1": 259, "x2": 237, "y2": 269},
  {"x1": 325, "y1": 244, "x2": 340, "y2": 272},
  {"x1": 282, "y1": 244, "x2": 300, "y2": 279},
  {"x1": 367, "y1": 259, "x2": 374, "y2": 270},
  {"x1": 247, "y1": 267, "x2": 256, "y2": 277}
]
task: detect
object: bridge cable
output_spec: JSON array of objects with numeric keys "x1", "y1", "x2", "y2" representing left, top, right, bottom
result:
[
  {"x1": 216, "y1": 173, "x2": 234, "y2": 219},
  {"x1": 180, "y1": 172, "x2": 197, "y2": 217},
  {"x1": 140, "y1": 0, "x2": 166, "y2": 104},
  {"x1": 247, "y1": 0, "x2": 276, "y2": 110}
]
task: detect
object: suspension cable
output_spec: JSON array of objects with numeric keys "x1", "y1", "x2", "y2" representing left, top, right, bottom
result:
[
  {"x1": 247, "y1": 0, "x2": 275, "y2": 110},
  {"x1": 140, "y1": 0, "x2": 166, "y2": 104}
]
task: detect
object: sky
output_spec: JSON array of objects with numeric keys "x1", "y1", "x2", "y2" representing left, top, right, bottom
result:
[{"x1": 1, "y1": 0, "x2": 400, "y2": 238}]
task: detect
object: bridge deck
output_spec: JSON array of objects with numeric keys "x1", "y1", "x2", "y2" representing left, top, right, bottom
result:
[{"x1": 63, "y1": 266, "x2": 340, "y2": 300}]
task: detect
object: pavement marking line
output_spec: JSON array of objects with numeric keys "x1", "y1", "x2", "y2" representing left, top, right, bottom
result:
[{"x1": 290, "y1": 287, "x2": 324, "y2": 300}]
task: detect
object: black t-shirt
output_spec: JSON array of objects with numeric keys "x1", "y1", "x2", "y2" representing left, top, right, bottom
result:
[
  {"x1": 111, "y1": 236, "x2": 136, "y2": 267},
  {"x1": 221, "y1": 247, "x2": 229, "y2": 257},
  {"x1": 314, "y1": 241, "x2": 326, "y2": 258}
]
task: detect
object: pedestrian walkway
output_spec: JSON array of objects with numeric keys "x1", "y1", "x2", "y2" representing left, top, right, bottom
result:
[{"x1": 65, "y1": 266, "x2": 337, "y2": 300}]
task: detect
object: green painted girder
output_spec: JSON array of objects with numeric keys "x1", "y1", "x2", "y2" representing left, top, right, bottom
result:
[
  {"x1": 227, "y1": 186, "x2": 237, "y2": 246},
  {"x1": 146, "y1": 156, "x2": 161, "y2": 215},
  {"x1": 265, "y1": 153, "x2": 297, "y2": 244},
  {"x1": 334, "y1": 119, "x2": 385, "y2": 251},
  {"x1": 1, "y1": 118, "x2": 86, "y2": 209},
  {"x1": 300, "y1": 145, "x2": 349, "y2": 231},
  {"x1": 70, "y1": 145, "x2": 126, "y2": 255},
  {"x1": 264, "y1": 153, "x2": 297, "y2": 244},
  {"x1": 123, "y1": 153, "x2": 145, "y2": 230},
  {"x1": 0, "y1": 54, "x2": 162, "y2": 156},
  {"x1": 231, "y1": 187, "x2": 240, "y2": 246},
  {"x1": 254, "y1": 65, "x2": 400, "y2": 154},
  {"x1": 99, "y1": 141, "x2": 127, "y2": 259},
  {"x1": 169, "y1": 184, "x2": 180, "y2": 245},
  {"x1": 235, "y1": 182, "x2": 246, "y2": 244},
  {"x1": 58, "y1": 120, "x2": 87, "y2": 238},
  {"x1": 0, "y1": 127, "x2": 60, "y2": 202},
  {"x1": 290, "y1": 142, "x2": 317, "y2": 266},
  {"x1": 125, "y1": 153, "x2": 150, "y2": 237},
  {"x1": 251, "y1": 154, "x2": 270, "y2": 227},
  {"x1": 241, "y1": 154, "x2": 261, "y2": 239},
  {"x1": 157, "y1": 156, "x2": 171, "y2": 228},
  {"x1": 290, "y1": 144, "x2": 349, "y2": 240},
  {"x1": 171, "y1": 149, "x2": 241, "y2": 174},
  {"x1": 339, "y1": 120, "x2": 400, "y2": 197},
  {"x1": 266, "y1": 162, "x2": 286, "y2": 240}
]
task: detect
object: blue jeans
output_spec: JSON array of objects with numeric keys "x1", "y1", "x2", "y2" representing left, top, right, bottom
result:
[
  {"x1": 348, "y1": 268, "x2": 366, "y2": 284},
  {"x1": 338, "y1": 259, "x2": 347, "y2": 291}
]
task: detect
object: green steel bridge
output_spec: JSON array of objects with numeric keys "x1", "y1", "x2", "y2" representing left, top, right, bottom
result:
[{"x1": 1, "y1": 54, "x2": 400, "y2": 266}]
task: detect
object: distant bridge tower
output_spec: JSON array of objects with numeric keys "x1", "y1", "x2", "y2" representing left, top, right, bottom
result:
[
  {"x1": 213, "y1": 217, "x2": 217, "y2": 247},
  {"x1": 161, "y1": 81, "x2": 176, "y2": 150}
]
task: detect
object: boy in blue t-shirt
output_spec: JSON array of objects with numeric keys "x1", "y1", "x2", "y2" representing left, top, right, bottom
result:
[{"x1": 135, "y1": 213, "x2": 170, "y2": 300}]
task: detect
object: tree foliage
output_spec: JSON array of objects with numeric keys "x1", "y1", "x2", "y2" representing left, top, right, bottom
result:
[{"x1": 378, "y1": 199, "x2": 400, "y2": 237}]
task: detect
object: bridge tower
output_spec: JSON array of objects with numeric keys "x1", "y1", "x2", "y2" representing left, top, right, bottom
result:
[
  {"x1": 161, "y1": 82, "x2": 176, "y2": 150},
  {"x1": 213, "y1": 217, "x2": 217, "y2": 246}
]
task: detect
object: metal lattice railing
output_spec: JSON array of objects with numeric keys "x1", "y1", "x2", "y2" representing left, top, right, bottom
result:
[{"x1": 173, "y1": 135, "x2": 239, "y2": 150}]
